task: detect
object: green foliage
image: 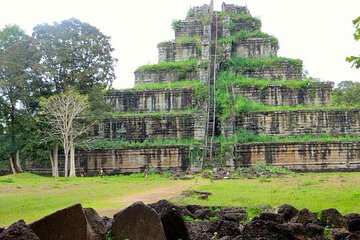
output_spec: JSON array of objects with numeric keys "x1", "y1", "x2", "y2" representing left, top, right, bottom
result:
[
  {"x1": 171, "y1": 19, "x2": 181, "y2": 31},
  {"x1": 135, "y1": 60, "x2": 198, "y2": 73},
  {"x1": 223, "y1": 57, "x2": 303, "y2": 74},
  {"x1": 218, "y1": 72, "x2": 312, "y2": 90},
  {"x1": 332, "y1": 81, "x2": 360, "y2": 105},
  {"x1": 176, "y1": 36, "x2": 202, "y2": 50},
  {"x1": 182, "y1": 214, "x2": 219, "y2": 222},
  {"x1": 346, "y1": 16, "x2": 360, "y2": 68},
  {"x1": 157, "y1": 41, "x2": 172, "y2": 48},
  {"x1": 215, "y1": 71, "x2": 342, "y2": 120},
  {"x1": 0, "y1": 24, "x2": 44, "y2": 171},
  {"x1": 219, "y1": 30, "x2": 278, "y2": 49},
  {"x1": 32, "y1": 18, "x2": 117, "y2": 94},
  {"x1": 131, "y1": 80, "x2": 199, "y2": 90},
  {"x1": 245, "y1": 207, "x2": 262, "y2": 221},
  {"x1": 88, "y1": 86, "x2": 112, "y2": 122},
  {"x1": 225, "y1": 13, "x2": 262, "y2": 31}
]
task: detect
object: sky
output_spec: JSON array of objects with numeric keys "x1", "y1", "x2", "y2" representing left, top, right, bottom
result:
[{"x1": 1, "y1": 0, "x2": 359, "y2": 89}]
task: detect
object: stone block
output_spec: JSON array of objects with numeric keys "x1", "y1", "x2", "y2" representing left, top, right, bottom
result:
[
  {"x1": 111, "y1": 202, "x2": 166, "y2": 240},
  {"x1": 30, "y1": 203, "x2": 88, "y2": 240}
]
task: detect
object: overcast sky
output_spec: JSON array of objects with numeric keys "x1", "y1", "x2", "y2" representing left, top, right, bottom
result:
[{"x1": 1, "y1": 0, "x2": 359, "y2": 88}]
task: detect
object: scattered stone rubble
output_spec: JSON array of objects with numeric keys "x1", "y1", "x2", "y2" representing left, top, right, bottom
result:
[{"x1": 1, "y1": 200, "x2": 360, "y2": 240}]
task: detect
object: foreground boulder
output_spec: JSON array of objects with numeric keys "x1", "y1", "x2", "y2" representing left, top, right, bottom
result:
[
  {"x1": 149, "y1": 199, "x2": 190, "y2": 240},
  {"x1": 185, "y1": 221, "x2": 212, "y2": 240},
  {"x1": 219, "y1": 207, "x2": 247, "y2": 222},
  {"x1": 320, "y1": 208, "x2": 347, "y2": 228},
  {"x1": 111, "y1": 201, "x2": 166, "y2": 240},
  {"x1": 345, "y1": 213, "x2": 360, "y2": 232},
  {"x1": 30, "y1": 203, "x2": 88, "y2": 240},
  {"x1": 83, "y1": 208, "x2": 107, "y2": 240},
  {"x1": 0, "y1": 220, "x2": 39, "y2": 240},
  {"x1": 290, "y1": 208, "x2": 318, "y2": 224},
  {"x1": 276, "y1": 204, "x2": 299, "y2": 222},
  {"x1": 242, "y1": 219, "x2": 294, "y2": 240}
]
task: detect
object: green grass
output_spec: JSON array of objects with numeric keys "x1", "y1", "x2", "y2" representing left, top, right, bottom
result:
[
  {"x1": 219, "y1": 30, "x2": 278, "y2": 48},
  {"x1": 175, "y1": 172, "x2": 360, "y2": 215},
  {"x1": 135, "y1": 59, "x2": 198, "y2": 73},
  {"x1": 131, "y1": 80, "x2": 200, "y2": 90},
  {"x1": 217, "y1": 129, "x2": 360, "y2": 144},
  {"x1": 1, "y1": 172, "x2": 360, "y2": 227},
  {"x1": 223, "y1": 57, "x2": 303, "y2": 74},
  {"x1": 233, "y1": 96, "x2": 360, "y2": 113},
  {"x1": 79, "y1": 138, "x2": 201, "y2": 149},
  {"x1": 107, "y1": 109, "x2": 196, "y2": 117},
  {"x1": 0, "y1": 173, "x2": 192, "y2": 227},
  {"x1": 157, "y1": 41, "x2": 172, "y2": 48},
  {"x1": 218, "y1": 72, "x2": 313, "y2": 90}
]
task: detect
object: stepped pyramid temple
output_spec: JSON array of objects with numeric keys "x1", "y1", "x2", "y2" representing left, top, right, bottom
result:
[{"x1": 28, "y1": 2, "x2": 360, "y2": 174}]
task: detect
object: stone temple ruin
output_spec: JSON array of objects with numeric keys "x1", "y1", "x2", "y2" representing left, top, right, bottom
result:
[{"x1": 27, "y1": 2, "x2": 360, "y2": 175}]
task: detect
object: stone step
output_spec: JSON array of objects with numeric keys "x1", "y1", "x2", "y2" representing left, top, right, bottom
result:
[
  {"x1": 106, "y1": 88, "x2": 196, "y2": 113},
  {"x1": 235, "y1": 141, "x2": 360, "y2": 171},
  {"x1": 233, "y1": 109, "x2": 360, "y2": 136},
  {"x1": 232, "y1": 82, "x2": 333, "y2": 106}
]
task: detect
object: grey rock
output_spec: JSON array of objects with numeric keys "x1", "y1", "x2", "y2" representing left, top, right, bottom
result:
[
  {"x1": 30, "y1": 203, "x2": 88, "y2": 240},
  {"x1": 0, "y1": 220, "x2": 39, "y2": 240},
  {"x1": 111, "y1": 201, "x2": 166, "y2": 240}
]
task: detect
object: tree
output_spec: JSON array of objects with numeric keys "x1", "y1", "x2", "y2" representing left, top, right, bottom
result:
[
  {"x1": 40, "y1": 88, "x2": 92, "y2": 177},
  {"x1": 346, "y1": 16, "x2": 360, "y2": 68},
  {"x1": 332, "y1": 81, "x2": 360, "y2": 105},
  {"x1": 0, "y1": 25, "x2": 42, "y2": 173},
  {"x1": 32, "y1": 18, "x2": 117, "y2": 94}
]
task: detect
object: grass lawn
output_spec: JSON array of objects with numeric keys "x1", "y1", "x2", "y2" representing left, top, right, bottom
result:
[
  {"x1": 0, "y1": 172, "x2": 359, "y2": 227},
  {"x1": 0, "y1": 173, "x2": 196, "y2": 227},
  {"x1": 175, "y1": 172, "x2": 360, "y2": 215}
]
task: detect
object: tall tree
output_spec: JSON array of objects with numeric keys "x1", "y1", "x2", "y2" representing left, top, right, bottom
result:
[
  {"x1": 0, "y1": 25, "x2": 41, "y2": 173},
  {"x1": 346, "y1": 16, "x2": 360, "y2": 68},
  {"x1": 40, "y1": 89, "x2": 92, "y2": 177},
  {"x1": 32, "y1": 18, "x2": 117, "y2": 94}
]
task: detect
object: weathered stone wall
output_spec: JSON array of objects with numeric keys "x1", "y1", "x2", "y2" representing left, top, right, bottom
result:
[
  {"x1": 235, "y1": 109, "x2": 360, "y2": 136},
  {"x1": 134, "y1": 69, "x2": 198, "y2": 85},
  {"x1": 158, "y1": 43, "x2": 201, "y2": 62},
  {"x1": 236, "y1": 141, "x2": 360, "y2": 171},
  {"x1": 238, "y1": 62, "x2": 302, "y2": 80},
  {"x1": 158, "y1": 43, "x2": 175, "y2": 62},
  {"x1": 232, "y1": 38, "x2": 277, "y2": 58},
  {"x1": 221, "y1": 3, "x2": 250, "y2": 15},
  {"x1": 26, "y1": 146, "x2": 191, "y2": 174},
  {"x1": 175, "y1": 21, "x2": 204, "y2": 38},
  {"x1": 92, "y1": 114, "x2": 205, "y2": 141},
  {"x1": 75, "y1": 146, "x2": 190, "y2": 173},
  {"x1": 232, "y1": 82, "x2": 333, "y2": 106},
  {"x1": 105, "y1": 88, "x2": 195, "y2": 112}
]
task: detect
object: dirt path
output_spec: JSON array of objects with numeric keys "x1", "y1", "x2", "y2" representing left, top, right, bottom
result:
[{"x1": 97, "y1": 180, "x2": 205, "y2": 217}]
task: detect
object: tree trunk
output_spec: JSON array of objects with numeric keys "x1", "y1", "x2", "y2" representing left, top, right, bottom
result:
[
  {"x1": 69, "y1": 145, "x2": 76, "y2": 177},
  {"x1": 9, "y1": 157, "x2": 16, "y2": 174},
  {"x1": 15, "y1": 150, "x2": 22, "y2": 172},
  {"x1": 9, "y1": 101, "x2": 21, "y2": 173},
  {"x1": 49, "y1": 145, "x2": 59, "y2": 177},
  {"x1": 53, "y1": 145, "x2": 59, "y2": 177},
  {"x1": 64, "y1": 145, "x2": 69, "y2": 178},
  {"x1": 49, "y1": 152, "x2": 54, "y2": 176}
]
